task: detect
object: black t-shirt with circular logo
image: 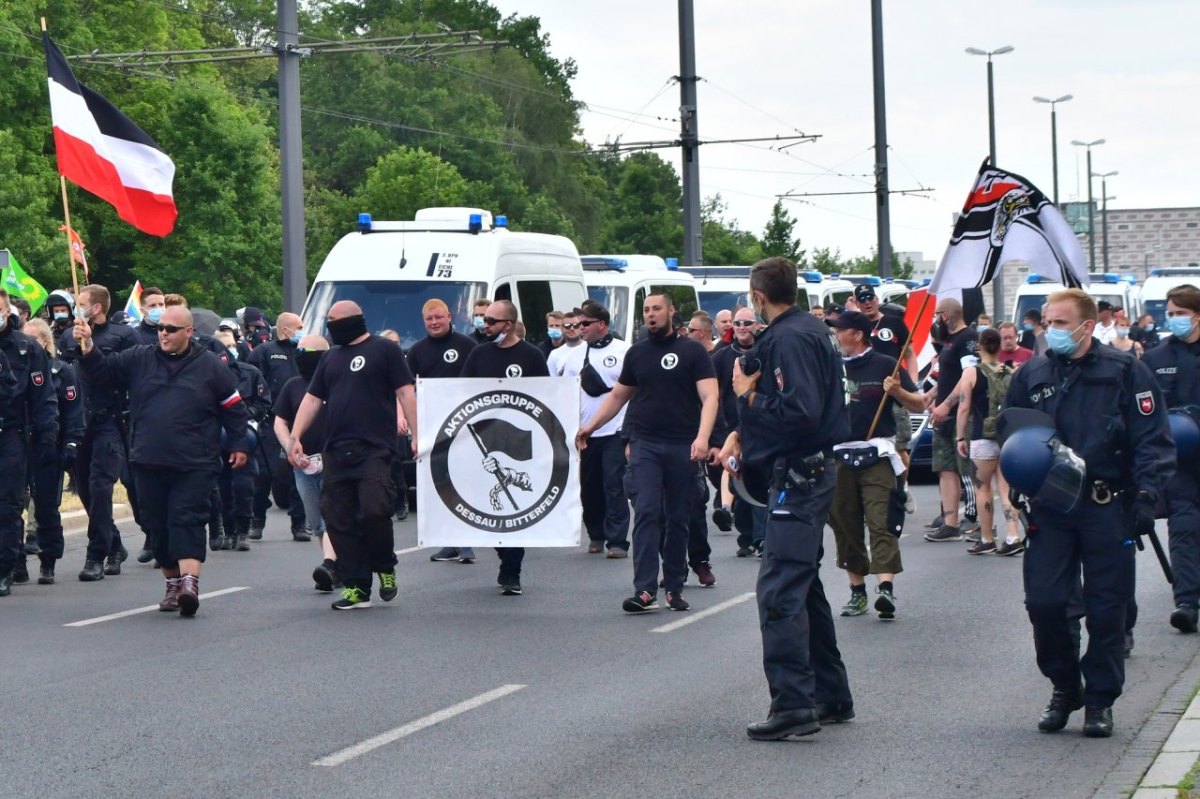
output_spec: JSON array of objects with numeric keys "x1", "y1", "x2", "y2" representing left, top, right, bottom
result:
[
  {"x1": 618, "y1": 333, "x2": 717, "y2": 444},
  {"x1": 869, "y1": 313, "x2": 909, "y2": 362},
  {"x1": 406, "y1": 331, "x2": 476, "y2": 378},
  {"x1": 844, "y1": 349, "x2": 917, "y2": 440},
  {"x1": 307, "y1": 334, "x2": 414, "y2": 451},
  {"x1": 459, "y1": 339, "x2": 550, "y2": 379}
]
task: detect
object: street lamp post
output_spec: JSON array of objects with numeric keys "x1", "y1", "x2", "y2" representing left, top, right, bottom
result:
[
  {"x1": 966, "y1": 44, "x2": 1014, "y2": 318},
  {"x1": 1032, "y1": 94, "x2": 1073, "y2": 206},
  {"x1": 1094, "y1": 170, "x2": 1118, "y2": 271},
  {"x1": 1071, "y1": 138, "x2": 1105, "y2": 272}
]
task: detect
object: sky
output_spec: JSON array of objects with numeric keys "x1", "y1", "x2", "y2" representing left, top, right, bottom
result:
[{"x1": 491, "y1": 0, "x2": 1200, "y2": 264}]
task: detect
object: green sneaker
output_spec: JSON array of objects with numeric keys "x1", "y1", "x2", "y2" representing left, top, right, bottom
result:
[
  {"x1": 875, "y1": 587, "x2": 896, "y2": 620},
  {"x1": 840, "y1": 591, "x2": 868, "y2": 617},
  {"x1": 378, "y1": 571, "x2": 398, "y2": 602},
  {"x1": 331, "y1": 587, "x2": 371, "y2": 610}
]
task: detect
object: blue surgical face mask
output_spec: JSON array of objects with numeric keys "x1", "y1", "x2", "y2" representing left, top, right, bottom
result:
[
  {"x1": 1046, "y1": 323, "x2": 1085, "y2": 357},
  {"x1": 1116, "y1": 327, "x2": 1130, "y2": 339},
  {"x1": 53, "y1": 310, "x2": 69, "y2": 321},
  {"x1": 290, "y1": 331, "x2": 302, "y2": 344},
  {"x1": 1167, "y1": 315, "x2": 1197, "y2": 339},
  {"x1": 1022, "y1": 322, "x2": 1034, "y2": 332},
  {"x1": 227, "y1": 346, "x2": 239, "y2": 360},
  {"x1": 547, "y1": 328, "x2": 563, "y2": 340},
  {"x1": 473, "y1": 316, "x2": 485, "y2": 330},
  {"x1": 977, "y1": 324, "x2": 990, "y2": 333},
  {"x1": 494, "y1": 331, "x2": 507, "y2": 344},
  {"x1": 146, "y1": 307, "x2": 164, "y2": 324}
]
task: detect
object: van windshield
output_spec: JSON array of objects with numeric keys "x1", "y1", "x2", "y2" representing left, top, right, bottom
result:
[
  {"x1": 302, "y1": 280, "x2": 489, "y2": 351},
  {"x1": 1015, "y1": 294, "x2": 1050, "y2": 324},
  {"x1": 587, "y1": 285, "x2": 630, "y2": 340},
  {"x1": 697, "y1": 290, "x2": 749, "y2": 318},
  {"x1": 1144, "y1": 299, "x2": 1167, "y2": 327}
]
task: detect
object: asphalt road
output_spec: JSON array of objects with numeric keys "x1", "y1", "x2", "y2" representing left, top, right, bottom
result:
[{"x1": 2, "y1": 483, "x2": 1197, "y2": 799}]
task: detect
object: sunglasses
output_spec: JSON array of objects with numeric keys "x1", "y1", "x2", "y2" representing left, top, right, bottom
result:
[
  {"x1": 578, "y1": 319, "x2": 598, "y2": 327},
  {"x1": 562, "y1": 322, "x2": 581, "y2": 330},
  {"x1": 857, "y1": 295, "x2": 877, "y2": 302},
  {"x1": 731, "y1": 320, "x2": 756, "y2": 328},
  {"x1": 483, "y1": 317, "x2": 514, "y2": 325},
  {"x1": 158, "y1": 324, "x2": 187, "y2": 334}
]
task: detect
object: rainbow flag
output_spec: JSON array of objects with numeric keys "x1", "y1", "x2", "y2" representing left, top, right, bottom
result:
[{"x1": 123, "y1": 279, "x2": 143, "y2": 323}]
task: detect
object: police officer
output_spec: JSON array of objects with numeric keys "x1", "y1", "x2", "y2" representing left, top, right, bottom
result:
[
  {"x1": 215, "y1": 330, "x2": 272, "y2": 551},
  {"x1": 0, "y1": 289, "x2": 57, "y2": 596},
  {"x1": 75, "y1": 305, "x2": 250, "y2": 616},
  {"x1": 717, "y1": 257, "x2": 854, "y2": 741},
  {"x1": 21, "y1": 319, "x2": 83, "y2": 585},
  {"x1": 1004, "y1": 288, "x2": 1174, "y2": 738},
  {"x1": 130, "y1": 286, "x2": 166, "y2": 345},
  {"x1": 1143, "y1": 283, "x2": 1200, "y2": 633},
  {"x1": 247, "y1": 311, "x2": 306, "y2": 540},
  {"x1": 58, "y1": 284, "x2": 139, "y2": 581}
]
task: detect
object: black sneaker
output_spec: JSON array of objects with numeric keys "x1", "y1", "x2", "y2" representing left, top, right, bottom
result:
[
  {"x1": 875, "y1": 587, "x2": 896, "y2": 620},
  {"x1": 136, "y1": 546, "x2": 155, "y2": 564},
  {"x1": 499, "y1": 578, "x2": 522, "y2": 596},
  {"x1": 736, "y1": 546, "x2": 755, "y2": 558},
  {"x1": 712, "y1": 507, "x2": 733, "y2": 532},
  {"x1": 924, "y1": 513, "x2": 945, "y2": 531},
  {"x1": 378, "y1": 570, "x2": 398, "y2": 602},
  {"x1": 429, "y1": 548, "x2": 459, "y2": 562},
  {"x1": 331, "y1": 587, "x2": 371, "y2": 610},
  {"x1": 312, "y1": 561, "x2": 337, "y2": 593},
  {"x1": 622, "y1": 591, "x2": 658, "y2": 613},
  {"x1": 924, "y1": 524, "x2": 963, "y2": 543},
  {"x1": 967, "y1": 539, "x2": 996, "y2": 555},
  {"x1": 666, "y1": 591, "x2": 690, "y2": 611},
  {"x1": 208, "y1": 537, "x2": 222, "y2": 552},
  {"x1": 994, "y1": 539, "x2": 1025, "y2": 556}
]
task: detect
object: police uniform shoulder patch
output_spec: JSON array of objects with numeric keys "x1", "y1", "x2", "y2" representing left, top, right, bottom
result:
[
  {"x1": 775, "y1": 366, "x2": 784, "y2": 390},
  {"x1": 31, "y1": 370, "x2": 43, "y2": 386},
  {"x1": 1136, "y1": 390, "x2": 1155, "y2": 416},
  {"x1": 65, "y1": 386, "x2": 77, "y2": 401}
]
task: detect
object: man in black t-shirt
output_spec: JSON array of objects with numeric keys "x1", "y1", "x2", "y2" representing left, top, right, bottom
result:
[
  {"x1": 578, "y1": 293, "x2": 719, "y2": 614},
  {"x1": 459, "y1": 300, "x2": 550, "y2": 595},
  {"x1": 924, "y1": 297, "x2": 978, "y2": 543},
  {"x1": 274, "y1": 335, "x2": 340, "y2": 593},
  {"x1": 826, "y1": 311, "x2": 925, "y2": 621},
  {"x1": 854, "y1": 283, "x2": 917, "y2": 460},
  {"x1": 287, "y1": 301, "x2": 417, "y2": 611}
]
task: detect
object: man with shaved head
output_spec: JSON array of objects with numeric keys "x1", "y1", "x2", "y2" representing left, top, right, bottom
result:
[
  {"x1": 249, "y1": 310, "x2": 307, "y2": 541},
  {"x1": 74, "y1": 303, "x2": 250, "y2": 617},
  {"x1": 923, "y1": 295, "x2": 979, "y2": 543},
  {"x1": 287, "y1": 300, "x2": 418, "y2": 610},
  {"x1": 274, "y1": 334, "x2": 340, "y2": 592}
]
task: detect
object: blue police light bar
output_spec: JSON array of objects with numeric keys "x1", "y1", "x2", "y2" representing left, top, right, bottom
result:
[
  {"x1": 861, "y1": 275, "x2": 882, "y2": 286},
  {"x1": 494, "y1": 215, "x2": 508, "y2": 228},
  {"x1": 801, "y1": 270, "x2": 824, "y2": 283},
  {"x1": 1120, "y1": 274, "x2": 1137, "y2": 284},
  {"x1": 469, "y1": 213, "x2": 483, "y2": 233},
  {"x1": 1025, "y1": 274, "x2": 1061, "y2": 284},
  {"x1": 829, "y1": 272, "x2": 840, "y2": 279},
  {"x1": 357, "y1": 212, "x2": 372, "y2": 232},
  {"x1": 581, "y1": 256, "x2": 628, "y2": 272},
  {"x1": 1087, "y1": 272, "x2": 1120, "y2": 283},
  {"x1": 665, "y1": 257, "x2": 679, "y2": 269}
]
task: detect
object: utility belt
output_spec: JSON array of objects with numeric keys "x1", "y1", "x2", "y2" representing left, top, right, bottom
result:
[
  {"x1": 1087, "y1": 478, "x2": 1128, "y2": 506},
  {"x1": 772, "y1": 451, "x2": 835, "y2": 493}
]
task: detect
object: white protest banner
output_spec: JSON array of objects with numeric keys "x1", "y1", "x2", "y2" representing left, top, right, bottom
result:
[{"x1": 416, "y1": 376, "x2": 581, "y2": 548}]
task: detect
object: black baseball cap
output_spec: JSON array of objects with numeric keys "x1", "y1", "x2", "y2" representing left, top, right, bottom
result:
[
  {"x1": 825, "y1": 310, "x2": 874, "y2": 335},
  {"x1": 853, "y1": 284, "x2": 877, "y2": 302},
  {"x1": 1097, "y1": 300, "x2": 1114, "y2": 312}
]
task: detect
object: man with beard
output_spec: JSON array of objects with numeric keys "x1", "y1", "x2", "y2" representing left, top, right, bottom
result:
[
  {"x1": 713, "y1": 306, "x2": 765, "y2": 555},
  {"x1": 547, "y1": 309, "x2": 586, "y2": 375}
]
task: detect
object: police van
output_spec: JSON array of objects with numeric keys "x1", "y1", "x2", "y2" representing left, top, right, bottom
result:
[
  {"x1": 1011, "y1": 272, "x2": 1140, "y2": 325},
  {"x1": 831, "y1": 274, "x2": 912, "y2": 307},
  {"x1": 581, "y1": 255, "x2": 699, "y2": 341},
  {"x1": 1141, "y1": 268, "x2": 1200, "y2": 332},
  {"x1": 301, "y1": 207, "x2": 588, "y2": 349},
  {"x1": 675, "y1": 264, "x2": 752, "y2": 318},
  {"x1": 804, "y1": 272, "x2": 855, "y2": 311}
]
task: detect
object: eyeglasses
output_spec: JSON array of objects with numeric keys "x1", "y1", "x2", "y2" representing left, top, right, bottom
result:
[
  {"x1": 482, "y1": 317, "x2": 514, "y2": 325},
  {"x1": 562, "y1": 322, "x2": 581, "y2": 330},
  {"x1": 158, "y1": 324, "x2": 187, "y2": 334},
  {"x1": 857, "y1": 295, "x2": 877, "y2": 303},
  {"x1": 731, "y1": 320, "x2": 756, "y2": 328}
]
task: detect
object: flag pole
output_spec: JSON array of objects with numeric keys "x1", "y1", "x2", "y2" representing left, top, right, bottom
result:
[
  {"x1": 866, "y1": 289, "x2": 933, "y2": 440},
  {"x1": 42, "y1": 17, "x2": 81, "y2": 300}
]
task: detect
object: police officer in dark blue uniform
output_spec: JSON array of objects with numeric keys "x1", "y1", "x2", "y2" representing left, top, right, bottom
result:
[
  {"x1": 21, "y1": 318, "x2": 84, "y2": 585},
  {"x1": 247, "y1": 311, "x2": 306, "y2": 540},
  {"x1": 0, "y1": 290, "x2": 57, "y2": 596},
  {"x1": 1143, "y1": 283, "x2": 1200, "y2": 633},
  {"x1": 718, "y1": 257, "x2": 854, "y2": 741},
  {"x1": 216, "y1": 330, "x2": 272, "y2": 550},
  {"x1": 57, "y1": 284, "x2": 138, "y2": 581},
  {"x1": 1003, "y1": 288, "x2": 1175, "y2": 738}
]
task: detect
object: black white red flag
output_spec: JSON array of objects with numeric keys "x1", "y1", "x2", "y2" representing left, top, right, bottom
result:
[
  {"x1": 929, "y1": 160, "x2": 1087, "y2": 295},
  {"x1": 44, "y1": 33, "x2": 177, "y2": 236}
]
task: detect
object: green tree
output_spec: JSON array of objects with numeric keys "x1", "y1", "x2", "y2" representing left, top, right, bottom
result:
[
  {"x1": 701, "y1": 195, "x2": 763, "y2": 265},
  {"x1": 355, "y1": 147, "x2": 470, "y2": 222},
  {"x1": 602, "y1": 153, "x2": 683, "y2": 257},
  {"x1": 761, "y1": 200, "x2": 805, "y2": 265}
]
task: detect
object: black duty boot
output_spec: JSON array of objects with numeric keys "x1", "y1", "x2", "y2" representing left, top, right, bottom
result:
[
  {"x1": 103, "y1": 553, "x2": 122, "y2": 576},
  {"x1": 291, "y1": 520, "x2": 311, "y2": 542},
  {"x1": 1170, "y1": 604, "x2": 1199, "y2": 634},
  {"x1": 249, "y1": 520, "x2": 265, "y2": 540},
  {"x1": 12, "y1": 557, "x2": 29, "y2": 584},
  {"x1": 137, "y1": 536, "x2": 156, "y2": 564},
  {"x1": 235, "y1": 523, "x2": 251, "y2": 551},
  {"x1": 24, "y1": 535, "x2": 41, "y2": 556},
  {"x1": 394, "y1": 498, "x2": 409, "y2": 522},
  {"x1": 1037, "y1": 687, "x2": 1082, "y2": 733},
  {"x1": 1083, "y1": 706, "x2": 1114, "y2": 738},
  {"x1": 38, "y1": 559, "x2": 55, "y2": 585},
  {"x1": 78, "y1": 560, "x2": 105, "y2": 582},
  {"x1": 747, "y1": 709, "x2": 821, "y2": 741},
  {"x1": 0, "y1": 571, "x2": 12, "y2": 597}
]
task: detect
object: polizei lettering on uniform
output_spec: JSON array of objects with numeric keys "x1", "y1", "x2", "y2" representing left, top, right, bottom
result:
[{"x1": 442, "y1": 392, "x2": 544, "y2": 438}]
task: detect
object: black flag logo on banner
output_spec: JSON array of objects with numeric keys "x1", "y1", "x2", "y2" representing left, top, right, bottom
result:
[{"x1": 468, "y1": 419, "x2": 533, "y2": 461}]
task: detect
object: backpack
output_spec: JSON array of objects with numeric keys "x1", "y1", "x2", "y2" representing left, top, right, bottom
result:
[{"x1": 980, "y1": 361, "x2": 1014, "y2": 440}]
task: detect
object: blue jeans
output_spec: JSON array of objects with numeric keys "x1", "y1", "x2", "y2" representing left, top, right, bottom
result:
[{"x1": 293, "y1": 467, "x2": 325, "y2": 535}]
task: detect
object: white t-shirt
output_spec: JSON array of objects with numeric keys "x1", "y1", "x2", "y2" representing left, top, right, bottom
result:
[
  {"x1": 547, "y1": 341, "x2": 585, "y2": 376},
  {"x1": 553, "y1": 338, "x2": 630, "y2": 437},
  {"x1": 1095, "y1": 321, "x2": 1118, "y2": 345}
]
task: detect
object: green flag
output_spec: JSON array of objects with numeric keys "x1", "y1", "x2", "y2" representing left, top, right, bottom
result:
[{"x1": 0, "y1": 250, "x2": 49, "y2": 315}]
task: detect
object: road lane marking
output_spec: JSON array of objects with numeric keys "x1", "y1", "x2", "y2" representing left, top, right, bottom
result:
[
  {"x1": 63, "y1": 587, "x2": 250, "y2": 627},
  {"x1": 312, "y1": 684, "x2": 527, "y2": 767},
  {"x1": 650, "y1": 591, "x2": 756, "y2": 633},
  {"x1": 394, "y1": 545, "x2": 427, "y2": 556}
]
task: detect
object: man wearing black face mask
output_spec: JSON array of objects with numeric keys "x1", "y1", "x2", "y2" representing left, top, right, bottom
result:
[
  {"x1": 288, "y1": 301, "x2": 417, "y2": 610},
  {"x1": 274, "y1": 335, "x2": 339, "y2": 592}
]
